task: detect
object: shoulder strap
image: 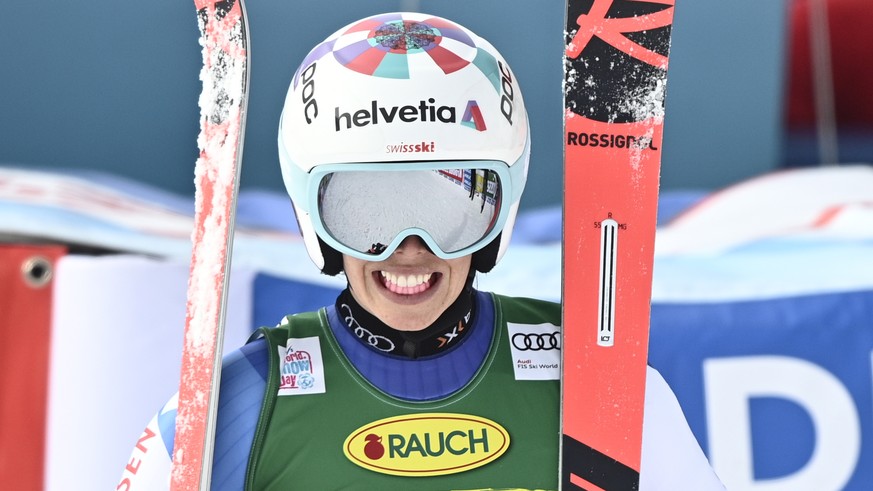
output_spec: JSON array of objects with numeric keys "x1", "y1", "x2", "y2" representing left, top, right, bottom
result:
[
  {"x1": 243, "y1": 326, "x2": 282, "y2": 490},
  {"x1": 243, "y1": 312, "x2": 324, "y2": 490}
]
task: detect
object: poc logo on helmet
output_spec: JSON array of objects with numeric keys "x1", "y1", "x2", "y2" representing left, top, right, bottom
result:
[
  {"x1": 299, "y1": 62, "x2": 318, "y2": 124},
  {"x1": 498, "y1": 60, "x2": 516, "y2": 125}
]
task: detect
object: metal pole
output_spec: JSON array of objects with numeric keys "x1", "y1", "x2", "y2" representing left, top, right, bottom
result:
[{"x1": 809, "y1": 0, "x2": 840, "y2": 165}]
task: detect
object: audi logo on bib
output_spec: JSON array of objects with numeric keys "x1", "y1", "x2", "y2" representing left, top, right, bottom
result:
[
  {"x1": 511, "y1": 332, "x2": 560, "y2": 351},
  {"x1": 507, "y1": 323, "x2": 561, "y2": 381}
]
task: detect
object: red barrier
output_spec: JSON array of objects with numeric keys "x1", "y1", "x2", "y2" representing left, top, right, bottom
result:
[{"x1": 0, "y1": 245, "x2": 67, "y2": 490}]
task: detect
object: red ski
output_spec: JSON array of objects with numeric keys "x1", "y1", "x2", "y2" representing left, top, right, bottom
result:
[
  {"x1": 561, "y1": 1, "x2": 675, "y2": 489},
  {"x1": 171, "y1": 0, "x2": 249, "y2": 489}
]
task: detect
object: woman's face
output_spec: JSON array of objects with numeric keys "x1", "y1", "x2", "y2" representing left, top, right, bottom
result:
[{"x1": 342, "y1": 236, "x2": 472, "y2": 331}]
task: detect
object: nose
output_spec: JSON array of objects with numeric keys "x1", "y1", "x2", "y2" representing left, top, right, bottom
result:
[{"x1": 394, "y1": 235, "x2": 432, "y2": 255}]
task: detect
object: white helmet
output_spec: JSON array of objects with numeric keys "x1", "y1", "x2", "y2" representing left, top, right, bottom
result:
[{"x1": 278, "y1": 12, "x2": 530, "y2": 275}]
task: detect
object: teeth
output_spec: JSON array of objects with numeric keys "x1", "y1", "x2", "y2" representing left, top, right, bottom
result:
[{"x1": 380, "y1": 271, "x2": 431, "y2": 288}]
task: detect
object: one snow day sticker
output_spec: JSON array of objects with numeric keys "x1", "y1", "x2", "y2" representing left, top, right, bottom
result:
[{"x1": 277, "y1": 336, "x2": 326, "y2": 396}]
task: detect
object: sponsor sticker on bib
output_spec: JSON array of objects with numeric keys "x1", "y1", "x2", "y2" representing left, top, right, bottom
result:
[
  {"x1": 343, "y1": 413, "x2": 510, "y2": 476},
  {"x1": 277, "y1": 336, "x2": 326, "y2": 396},
  {"x1": 507, "y1": 322, "x2": 561, "y2": 381}
]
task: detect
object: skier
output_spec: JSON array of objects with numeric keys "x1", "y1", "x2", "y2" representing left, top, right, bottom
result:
[{"x1": 119, "y1": 12, "x2": 724, "y2": 490}]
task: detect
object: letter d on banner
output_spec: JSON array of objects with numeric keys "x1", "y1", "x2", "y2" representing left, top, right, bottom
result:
[{"x1": 703, "y1": 356, "x2": 860, "y2": 490}]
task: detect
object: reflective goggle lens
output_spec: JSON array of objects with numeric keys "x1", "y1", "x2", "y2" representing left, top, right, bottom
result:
[{"x1": 316, "y1": 168, "x2": 502, "y2": 257}]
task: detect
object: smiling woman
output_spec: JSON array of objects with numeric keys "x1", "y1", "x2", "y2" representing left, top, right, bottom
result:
[
  {"x1": 119, "y1": 10, "x2": 723, "y2": 491},
  {"x1": 343, "y1": 236, "x2": 472, "y2": 331}
]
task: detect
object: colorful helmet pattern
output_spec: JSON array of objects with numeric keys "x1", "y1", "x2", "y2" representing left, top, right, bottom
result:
[{"x1": 278, "y1": 12, "x2": 530, "y2": 273}]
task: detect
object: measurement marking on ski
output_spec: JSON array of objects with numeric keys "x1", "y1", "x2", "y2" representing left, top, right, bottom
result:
[{"x1": 597, "y1": 217, "x2": 619, "y2": 347}]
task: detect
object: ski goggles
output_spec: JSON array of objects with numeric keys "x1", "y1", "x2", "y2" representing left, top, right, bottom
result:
[{"x1": 289, "y1": 159, "x2": 525, "y2": 262}]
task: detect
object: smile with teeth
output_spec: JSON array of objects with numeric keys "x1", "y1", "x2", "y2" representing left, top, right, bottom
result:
[{"x1": 380, "y1": 271, "x2": 434, "y2": 295}]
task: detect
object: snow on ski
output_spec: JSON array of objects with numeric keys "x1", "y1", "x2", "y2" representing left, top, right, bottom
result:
[
  {"x1": 561, "y1": 1, "x2": 674, "y2": 489},
  {"x1": 171, "y1": 0, "x2": 249, "y2": 489}
]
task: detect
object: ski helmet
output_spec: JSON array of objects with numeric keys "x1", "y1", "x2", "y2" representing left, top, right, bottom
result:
[{"x1": 278, "y1": 12, "x2": 530, "y2": 275}]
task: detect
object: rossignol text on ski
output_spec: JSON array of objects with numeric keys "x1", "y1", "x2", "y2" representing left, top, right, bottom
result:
[{"x1": 561, "y1": 0, "x2": 675, "y2": 489}]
